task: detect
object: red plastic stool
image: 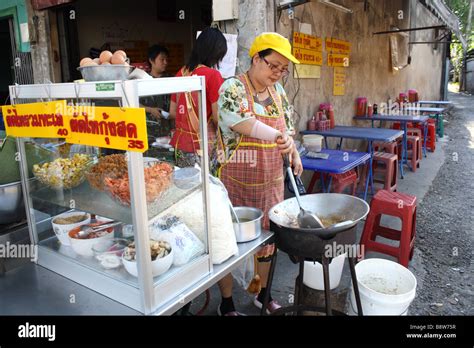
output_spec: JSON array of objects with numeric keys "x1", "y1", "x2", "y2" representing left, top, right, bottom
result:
[
  {"x1": 372, "y1": 152, "x2": 398, "y2": 191},
  {"x1": 307, "y1": 172, "x2": 326, "y2": 193},
  {"x1": 359, "y1": 190, "x2": 417, "y2": 267},
  {"x1": 328, "y1": 170, "x2": 357, "y2": 195},
  {"x1": 373, "y1": 141, "x2": 398, "y2": 156},
  {"x1": 406, "y1": 136, "x2": 421, "y2": 171}
]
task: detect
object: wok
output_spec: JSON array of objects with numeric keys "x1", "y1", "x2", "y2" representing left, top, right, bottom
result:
[{"x1": 269, "y1": 194, "x2": 370, "y2": 259}]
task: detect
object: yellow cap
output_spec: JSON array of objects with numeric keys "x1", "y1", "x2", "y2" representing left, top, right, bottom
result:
[{"x1": 249, "y1": 32, "x2": 300, "y2": 64}]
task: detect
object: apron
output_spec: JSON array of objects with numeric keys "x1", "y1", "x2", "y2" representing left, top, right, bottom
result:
[
  {"x1": 218, "y1": 74, "x2": 286, "y2": 260},
  {"x1": 170, "y1": 65, "x2": 217, "y2": 158}
]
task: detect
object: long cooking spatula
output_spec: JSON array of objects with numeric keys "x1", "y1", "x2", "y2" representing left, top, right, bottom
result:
[{"x1": 283, "y1": 154, "x2": 325, "y2": 229}]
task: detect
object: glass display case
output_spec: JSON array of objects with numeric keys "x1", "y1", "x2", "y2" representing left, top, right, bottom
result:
[{"x1": 9, "y1": 77, "x2": 212, "y2": 314}]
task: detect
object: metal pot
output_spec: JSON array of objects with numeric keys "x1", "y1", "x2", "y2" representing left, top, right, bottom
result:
[
  {"x1": 269, "y1": 194, "x2": 370, "y2": 259},
  {"x1": 0, "y1": 181, "x2": 26, "y2": 225},
  {"x1": 232, "y1": 207, "x2": 263, "y2": 243}
]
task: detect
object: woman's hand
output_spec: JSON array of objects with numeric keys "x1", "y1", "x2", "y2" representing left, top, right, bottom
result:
[
  {"x1": 276, "y1": 134, "x2": 294, "y2": 155},
  {"x1": 291, "y1": 149, "x2": 303, "y2": 176},
  {"x1": 149, "y1": 108, "x2": 162, "y2": 120}
]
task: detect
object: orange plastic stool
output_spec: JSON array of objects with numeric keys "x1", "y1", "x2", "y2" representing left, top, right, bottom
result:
[
  {"x1": 372, "y1": 152, "x2": 398, "y2": 192},
  {"x1": 359, "y1": 190, "x2": 417, "y2": 267},
  {"x1": 406, "y1": 135, "x2": 421, "y2": 171}
]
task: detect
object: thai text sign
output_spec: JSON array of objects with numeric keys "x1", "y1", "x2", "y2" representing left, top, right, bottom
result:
[
  {"x1": 333, "y1": 67, "x2": 346, "y2": 96},
  {"x1": 293, "y1": 32, "x2": 323, "y2": 51},
  {"x1": 2, "y1": 101, "x2": 69, "y2": 138},
  {"x1": 293, "y1": 48, "x2": 323, "y2": 66},
  {"x1": 293, "y1": 32, "x2": 323, "y2": 66},
  {"x1": 325, "y1": 38, "x2": 351, "y2": 54},
  {"x1": 2, "y1": 101, "x2": 148, "y2": 152},
  {"x1": 328, "y1": 53, "x2": 350, "y2": 67}
]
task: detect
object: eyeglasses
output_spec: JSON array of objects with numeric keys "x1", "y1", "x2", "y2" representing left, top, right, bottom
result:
[{"x1": 262, "y1": 57, "x2": 289, "y2": 76}]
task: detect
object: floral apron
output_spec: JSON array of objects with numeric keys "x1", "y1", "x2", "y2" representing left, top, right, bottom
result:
[{"x1": 218, "y1": 74, "x2": 286, "y2": 261}]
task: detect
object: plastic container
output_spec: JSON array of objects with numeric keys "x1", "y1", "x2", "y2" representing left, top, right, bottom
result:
[
  {"x1": 367, "y1": 105, "x2": 373, "y2": 117},
  {"x1": 303, "y1": 253, "x2": 346, "y2": 290},
  {"x1": 307, "y1": 115, "x2": 317, "y2": 131},
  {"x1": 303, "y1": 134, "x2": 323, "y2": 152},
  {"x1": 328, "y1": 107, "x2": 335, "y2": 128},
  {"x1": 349, "y1": 258, "x2": 417, "y2": 315},
  {"x1": 356, "y1": 97, "x2": 367, "y2": 117},
  {"x1": 92, "y1": 238, "x2": 129, "y2": 269},
  {"x1": 408, "y1": 89, "x2": 419, "y2": 103}
]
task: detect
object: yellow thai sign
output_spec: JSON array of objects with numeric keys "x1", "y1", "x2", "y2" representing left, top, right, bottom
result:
[
  {"x1": 328, "y1": 53, "x2": 350, "y2": 67},
  {"x1": 293, "y1": 48, "x2": 323, "y2": 66},
  {"x1": 66, "y1": 106, "x2": 148, "y2": 152},
  {"x1": 333, "y1": 67, "x2": 346, "y2": 96},
  {"x1": 2, "y1": 101, "x2": 148, "y2": 152},
  {"x1": 2, "y1": 100, "x2": 69, "y2": 138},
  {"x1": 325, "y1": 38, "x2": 351, "y2": 54},
  {"x1": 293, "y1": 32, "x2": 323, "y2": 52}
]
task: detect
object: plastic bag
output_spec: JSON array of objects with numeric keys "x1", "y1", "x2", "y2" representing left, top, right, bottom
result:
[
  {"x1": 150, "y1": 215, "x2": 205, "y2": 266},
  {"x1": 232, "y1": 254, "x2": 256, "y2": 291}
]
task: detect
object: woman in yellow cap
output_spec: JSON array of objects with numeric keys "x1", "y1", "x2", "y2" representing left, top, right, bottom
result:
[{"x1": 215, "y1": 32, "x2": 302, "y2": 315}]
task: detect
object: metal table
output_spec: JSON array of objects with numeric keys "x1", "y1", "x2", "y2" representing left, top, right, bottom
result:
[
  {"x1": 353, "y1": 114, "x2": 429, "y2": 176},
  {"x1": 417, "y1": 101, "x2": 452, "y2": 106},
  {"x1": 302, "y1": 149, "x2": 371, "y2": 198},
  {"x1": 0, "y1": 231, "x2": 273, "y2": 315},
  {"x1": 405, "y1": 106, "x2": 446, "y2": 137},
  {"x1": 301, "y1": 126, "x2": 404, "y2": 200},
  {"x1": 405, "y1": 106, "x2": 445, "y2": 113}
]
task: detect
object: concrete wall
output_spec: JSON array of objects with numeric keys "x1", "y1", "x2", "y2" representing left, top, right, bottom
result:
[{"x1": 274, "y1": 0, "x2": 444, "y2": 146}]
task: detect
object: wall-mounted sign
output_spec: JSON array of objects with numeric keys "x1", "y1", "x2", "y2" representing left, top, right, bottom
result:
[
  {"x1": 294, "y1": 65, "x2": 321, "y2": 79},
  {"x1": 293, "y1": 48, "x2": 323, "y2": 66},
  {"x1": 328, "y1": 53, "x2": 350, "y2": 67},
  {"x1": 293, "y1": 32, "x2": 323, "y2": 67},
  {"x1": 333, "y1": 68, "x2": 346, "y2": 96},
  {"x1": 293, "y1": 32, "x2": 323, "y2": 52},
  {"x1": 326, "y1": 38, "x2": 351, "y2": 54},
  {"x1": 2, "y1": 102, "x2": 149, "y2": 152}
]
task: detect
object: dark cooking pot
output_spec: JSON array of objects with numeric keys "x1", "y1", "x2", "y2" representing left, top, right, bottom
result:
[{"x1": 268, "y1": 194, "x2": 370, "y2": 259}]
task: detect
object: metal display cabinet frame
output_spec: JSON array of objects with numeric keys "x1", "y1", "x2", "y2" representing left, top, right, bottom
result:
[{"x1": 10, "y1": 77, "x2": 212, "y2": 315}]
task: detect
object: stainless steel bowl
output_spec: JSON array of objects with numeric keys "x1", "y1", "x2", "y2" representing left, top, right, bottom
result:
[
  {"x1": 232, "y1": 207, "x2": 263, "y2": 243},
  {"x1": 0, "y1": 181, "x2": 26, "y2": 224},
  {"x1": 77, "y1": 65, "x2": 134, "y2": 81}
]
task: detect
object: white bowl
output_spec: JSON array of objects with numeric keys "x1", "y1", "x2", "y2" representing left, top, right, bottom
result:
[
  {"x1": 68, "y1": 228, "x2": 114, "y2": 257},
  {"x1": 51, "y1": 211, "x2": 91, "y2": 246},
  {"x1": 122, "y1": 248, "x2": 173, "y2": 277}
]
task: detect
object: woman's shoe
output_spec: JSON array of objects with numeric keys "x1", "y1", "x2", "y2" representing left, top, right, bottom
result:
[
  {"x1": 253, "y1": 296, "x2": 282, "y2": 314},
  {"x1": 217, "y1": 304, "x2": 246, "y2": 316}
]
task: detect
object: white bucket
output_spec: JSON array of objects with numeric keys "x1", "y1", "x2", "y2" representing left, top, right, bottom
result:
[
  {"x1": 303, "y1": 253, "x2": 346, "y2": 290},
  {"x1": 303, "y1": 134, "x2": 323, "y2": 153},
  {"x1": 349, "y1": 258, "x2": 417, "y2": 316}
]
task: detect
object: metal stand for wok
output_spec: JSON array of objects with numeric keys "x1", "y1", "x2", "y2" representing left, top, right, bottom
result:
[{"x1": 261, "y1": 244, "x2": 364, "y2": 316}]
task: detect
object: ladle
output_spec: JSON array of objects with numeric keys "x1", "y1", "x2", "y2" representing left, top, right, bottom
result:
[{"x1": 283, "y1": 154, "x2": 325, "y2": 229}]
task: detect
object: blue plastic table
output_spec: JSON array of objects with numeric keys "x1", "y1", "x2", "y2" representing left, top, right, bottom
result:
[
  {"x1": 405, "y1": 106, "x2": 446, "y2": 137},
  {"x1": 302, "y1": 149, "x2": 371, "y2": 198},
  {"x1": 354, "y1": 114, "x2": 430, "y2": 174},
  {"x1": 301, "y1": 126, "x2": 404, "y2": 199}
]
